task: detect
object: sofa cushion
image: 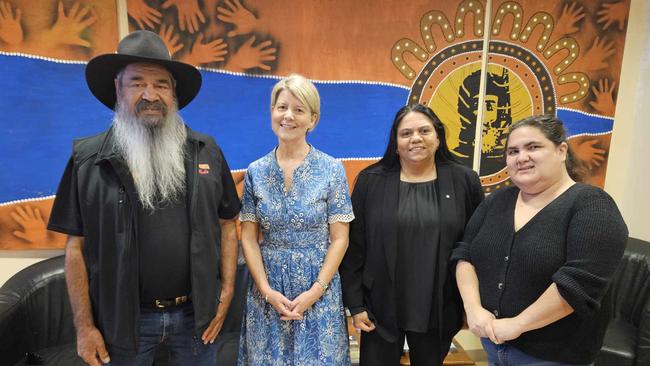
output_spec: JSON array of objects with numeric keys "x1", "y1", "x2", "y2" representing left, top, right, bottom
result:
[
  {"x1": 596, "y1": 318, "x2": 637, "y2": 366},
  {"x1": 13, "y1": 343, "x2": 85, "y2": 366},
  {"x1": 0, "y1": 256, "x2": 76, "y2": 365}
]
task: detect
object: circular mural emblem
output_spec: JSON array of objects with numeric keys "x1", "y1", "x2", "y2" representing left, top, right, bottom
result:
[{"x1": 407, "y1": 40, "x2": 556, "y2": 192}]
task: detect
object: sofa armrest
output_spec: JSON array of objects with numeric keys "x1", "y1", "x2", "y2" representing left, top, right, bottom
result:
[
  {"x1": 0, "y1": 255, "x2": 76, "y2": 364},
  {"x1": 0, "y1": 285, "x2": 27, "y2": 364},
  {"x1": 637, "y1": 298, "x2": 650, "y2": 366}
]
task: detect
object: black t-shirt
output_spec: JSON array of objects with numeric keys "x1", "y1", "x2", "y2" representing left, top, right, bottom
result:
[
  {"x1": 137, "y1": 195, "x2": 191, "y2": 303},
  {"x1": 46, "y1": 128, "x2": 242, "y2": 354}
]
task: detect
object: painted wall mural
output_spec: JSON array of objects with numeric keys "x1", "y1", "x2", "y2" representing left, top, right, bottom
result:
[{"x1": 0, "y1": 0, "x2": 631, "y2": 249}]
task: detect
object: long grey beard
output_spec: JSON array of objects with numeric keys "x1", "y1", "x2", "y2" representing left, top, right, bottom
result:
[{"x1": 112, "y1": 102, "x2": 187, "y2": 210}]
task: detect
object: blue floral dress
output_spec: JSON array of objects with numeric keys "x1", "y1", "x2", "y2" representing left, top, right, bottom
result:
[{"x1": 238, "y1": 147, "x2": 354, "y2": 366}]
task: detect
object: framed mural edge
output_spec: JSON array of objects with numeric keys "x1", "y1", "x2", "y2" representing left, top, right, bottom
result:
[{"x1": 0, "y1": 0, "x2": 631, "y2": 249}]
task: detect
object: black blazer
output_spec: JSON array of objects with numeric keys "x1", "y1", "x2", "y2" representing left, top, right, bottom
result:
[{"x1": 340, "y1": 161, "x2": 484, "y2": 342}]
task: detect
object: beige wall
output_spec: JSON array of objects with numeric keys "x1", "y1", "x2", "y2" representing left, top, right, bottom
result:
[
  {"x1": 0, "y1": 250, "x2": 63, "y2": 285},
  {"x1": 604, "y1": 0, "x2": 650, "y2": 242}
]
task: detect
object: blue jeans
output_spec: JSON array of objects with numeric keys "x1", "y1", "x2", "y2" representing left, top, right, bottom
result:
[
  {"x1": 481, "y1": 338, "x2": 592, "y2": 366},
  {"x1": 108, "y1": 302, "x2": 216, "y2": 366}
]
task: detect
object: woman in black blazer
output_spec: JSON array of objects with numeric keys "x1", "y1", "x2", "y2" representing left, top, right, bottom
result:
[{"x1": 340, "y1": 104, "x2": 484, "y2": 365}]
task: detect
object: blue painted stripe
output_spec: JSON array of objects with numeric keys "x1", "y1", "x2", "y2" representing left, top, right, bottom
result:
[
  {"x1": 0, "y1": 55, "x2": 407, "y2": 203},
  {"x1": 2, "y1": 55, "x2": 615, "y2": 203},
  {"x1": 557, "y1": 108, "x2": 614, "y2": 136}
]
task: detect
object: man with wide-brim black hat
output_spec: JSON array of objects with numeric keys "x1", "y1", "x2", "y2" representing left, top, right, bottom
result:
[{"x1": 48, "y1": 30, "x2": 241, "y2": 365}]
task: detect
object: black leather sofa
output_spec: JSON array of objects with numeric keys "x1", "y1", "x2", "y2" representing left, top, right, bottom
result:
[
  {"x1": 596, "y1": 237, "x2": 650, "y2": 366},
  {"x1": 0, "y1": 255, "x2": 78, "y2": 366},
  {"x1": 3, "y1": 238, "x2": 650, "y2": 366},
  {"x1": 0, "y1": 255, "x2": 249, "y2": 366}
]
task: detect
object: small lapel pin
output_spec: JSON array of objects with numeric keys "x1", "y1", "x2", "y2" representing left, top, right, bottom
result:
[
  {"x1": 445, "y1": 194, "x2": 450, "y2": 199},
  {"x1": 198, "y1": 163, "x2": 210, "y2": 175}
]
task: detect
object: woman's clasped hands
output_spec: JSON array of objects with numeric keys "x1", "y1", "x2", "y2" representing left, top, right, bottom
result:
[
  {"x1": 466, "y1": 305, "x2": 524, "y2": 345},
  {"x1": 265, "y1": 286, "x2": 324, "y2": 321}
]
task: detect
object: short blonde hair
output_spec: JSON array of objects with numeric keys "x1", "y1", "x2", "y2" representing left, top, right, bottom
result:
[{"x1": 270, "y1": 74, "x2": 321, "y2": 127}]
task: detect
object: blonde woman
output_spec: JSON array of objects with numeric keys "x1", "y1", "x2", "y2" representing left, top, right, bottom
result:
[{"x1": 238, "y1": 74, "x2": 353, "y2": 365}]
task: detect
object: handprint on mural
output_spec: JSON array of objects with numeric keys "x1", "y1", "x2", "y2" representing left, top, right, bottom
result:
[
  {"x1": 159, "y1": 23, "x2": 184, "y2": 56},
  {"x1": 181, "y1": 33, "x2": 228, "y2": 66},
  {"x1": 162, "y1": 0, "x2": 206, "y2": 34},
  {"x1": 10, "y1": 205, "x2": 48, "y2": 245},
  {"x1": 568, "y1": 77, "x2": 612, "y2": 173},
  {"x1": 43, "y1": 1, "x2": 98, "y2": 48},
  {"x1": 575, "y1": 37, "x2": 616, "y2": 73},
  {"x1": 597, "y1": 1, "x2": 628, "y2": 31},
  {"x1": 217, "y1": 0, "x2": 257, "y2": 37},
  {"x1": 225, "y1": 35, "x2": 276, "y2": 72},
  {"x1": 554, "y1": 2, "x2": 585, "y2": 36},
  {"x1": 215, "y1": 0, "x2": 277, "y2": 71},
  {"x1": 571, "y1": 139, "x2": 607, "y2": 171},
  {"x1": 0, "y1": 1, "x2": 23, "y2": 48},
  {"x1": 590, "y1": 78, "x2": 617, "y2": 116},
  {"x1": 0, "y1": 203, "x2": 66, "y2": 249},
  {"x1": 127, "y1": 0, "x2": 162, "y2": 30},
  {"x1": 132, "y1": 0, "x2": 278, "y2": 72}
]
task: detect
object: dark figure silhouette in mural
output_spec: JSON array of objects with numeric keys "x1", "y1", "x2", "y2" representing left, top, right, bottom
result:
[
  {"x1": 47, "y1": 31, "x2": 241, "y2": 365},
  {"x1": 455, "y1": 68, "x2": 512, "y2": 175}
]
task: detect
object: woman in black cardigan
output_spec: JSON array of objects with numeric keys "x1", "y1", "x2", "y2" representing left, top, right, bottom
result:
[
  {"x1": 452, "y1": 115, "x2": 627, "y2": 365},
  {"x1": 340, "y1": 104, "x2": 484, "y2": 365}
]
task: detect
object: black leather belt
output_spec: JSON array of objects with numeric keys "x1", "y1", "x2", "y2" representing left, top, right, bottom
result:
[{"x1": 143, "y1": 295, "x2": 191, "y2": 309}]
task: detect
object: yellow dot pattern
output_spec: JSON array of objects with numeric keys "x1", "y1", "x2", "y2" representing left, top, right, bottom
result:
[
  {"x1": 557, "y1": 72, "x2": 590, "y2": 104},
  {"x1": 391, "y1": 38, "x2": 429, "y2": 80},
  {"x1": 492, "y1": 2, "x2": 523, "y2": 40},
  {"x1": 420, "y1": 10, "x2": 454, "y2": 53},
  {"x1": 455, "y1": 0, "x2": 485, "y2": 38},
  {"x1": 519, "y1": 11, "x2": 554, "y2": 52},
  {"x1": 544, "y1": 37, "x2": 579, "y2": 75}
]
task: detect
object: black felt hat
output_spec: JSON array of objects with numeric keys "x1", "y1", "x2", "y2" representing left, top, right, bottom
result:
[{"x1": 85, "y1": 30, "x2": 201, "y2": 110}]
